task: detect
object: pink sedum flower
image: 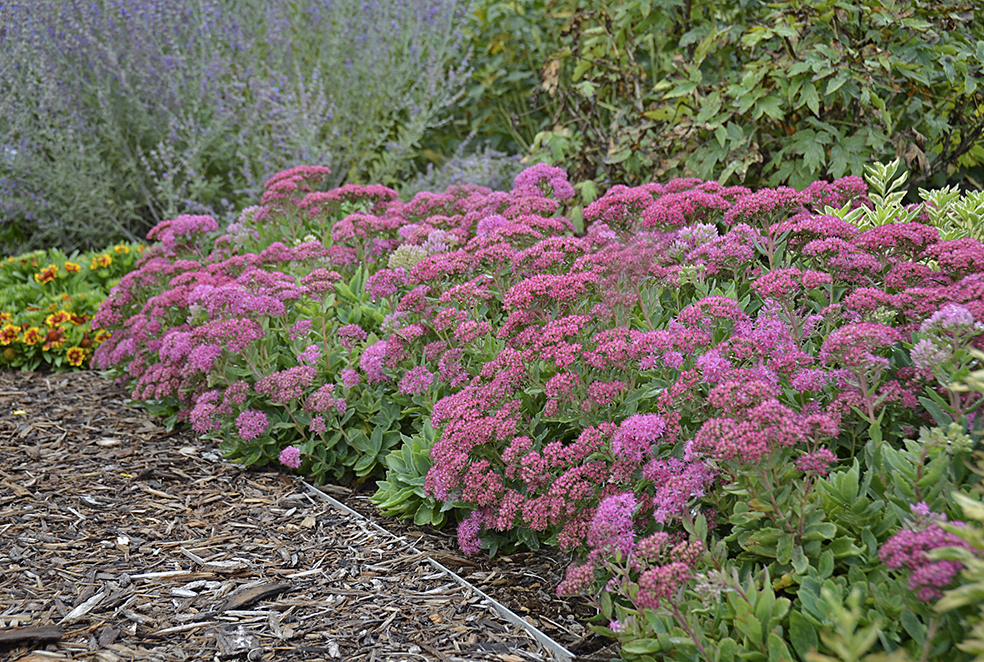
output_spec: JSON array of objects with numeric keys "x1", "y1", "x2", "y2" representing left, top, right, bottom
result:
[{"x1": 279, "y1": 446, "x2": 303, "y2": 469}]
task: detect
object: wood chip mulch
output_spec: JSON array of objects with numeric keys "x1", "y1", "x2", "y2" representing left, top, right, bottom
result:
[{"x1": 0, "y1": 371, "x2": 617, "y2": 662}]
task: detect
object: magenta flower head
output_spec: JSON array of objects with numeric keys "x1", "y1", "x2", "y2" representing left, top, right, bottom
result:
[
  {"x1": 341, "y1": 368, "x2": 361, "y2": 388},
  {"x1": 611, "y1": 414, "x2": 666, "y2": 462},
  {"x1": 879, "y1": 513, "x2": 971, "y2": 601},
  {"x1": 279, "y1": 446, "x2": 303, "y2": 470},
  {"x1": 919, "y1": 303, "x2": 983, "y2": 336},
  {"x1": 398, "y1": 366, "x2": 435, "y2": 395},
  {"x1": 587, "y1": 494, "x2": 637, "y2": 559},
  {"x1": 457, "y1": 510, "x2": 484, "y2": 556},
  {"x1": 236, "y1": 409, "x2": 269, "y2": 441},
  {"x1": 820, "y1": 322, "x2": 900, "y2": 371},
  {"x1": 795, "y1": 448, "x2": 837, "y2": 476}
]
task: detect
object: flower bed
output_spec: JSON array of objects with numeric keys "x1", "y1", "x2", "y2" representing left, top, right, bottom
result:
[
  {"x1": 0, "y1": 244, "x2": 143, "y2": 370},
  {"x1": 92, "y1": 163, "x2": 984, "y2": 660}
]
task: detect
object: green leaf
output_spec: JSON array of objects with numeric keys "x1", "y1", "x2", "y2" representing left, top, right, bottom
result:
[
  {"x1": 800, "y1": 140, "x2": 825, "y2": 173},
  {"x1": 742, "y1": 27, "x2": 774, "y2": 49},
  {"x1": 768, "y1": 633, "x2": 794, "y2": 662},
  {"x1": 899, "y1": 609, "x2": 926, "y2": 647},
  {"x1": 755, "y1": 96, "x2": 784, "y2": 120},
  {"x1": 918, "y1": 395, "x2": 953, "y2": 427},
  {"x1": 413, "y1": 503, "x2": 435, "y2": 526},
  {"x1": 334, "y1": 281, "x2": 356, "y2": 301},
  {"x1": 818, "y1": 550, "x2": 834, "y2": 578},
  {"x1": 605, "y1": 148, "x2": 632, "y2": 165},
  {"x1": 935, "y1": 582, "x2": 984, "y2": 611},
  {"x1": 791, "y1": 545, "x2": 809, "y2": 574},
  {"x1": 735, "y1": 600, "x2": 764, "y2": 647},
  {"x1": 717, "y1": 637, "x2": 738, "y2": 662},
  {"x1": 642, "y1": 107, "x2": 676, "y2": 121},
  {"x1": 802, "y1": 82, "x2": 820, "y2": 116},
  {"x1": 715, "y1": 124, "x2": 728, "y2": 148},
  {"x1": 353, "y1": 453, "x2": 377, "y2": 474},
  {"x1": 622, "y1": 638, "x2": 663, "y2": 655},
  {"x1": 825, "y1": 72, "x2": 850, "y2": 96},
  {"x1": 777, "y1": 534, "x2": 794, "y2": 565},
  {"x1": 788, "y1": 611, "x2": 819, "y2": 660}
]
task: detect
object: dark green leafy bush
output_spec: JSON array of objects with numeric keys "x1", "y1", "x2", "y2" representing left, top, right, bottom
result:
[{"x1": 462, "y1": 0, "x2": 984, "y2": 193}]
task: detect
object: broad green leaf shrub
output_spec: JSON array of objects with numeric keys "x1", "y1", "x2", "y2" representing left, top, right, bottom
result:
[
  {"x1": 0, "y1": 0, "x2": 470, "y2": 254},
  {"x1": 0, "y1": 243, "x2": 144, "y2": 371},
  {"x1": 519, "y1": 0, "x2": 984, "y2": 192},
  {"x1": 93, "y1": 162, "x2": 984, "y2": 658},
  {"x1": 426, "y1": 0, "x2": 565, "y2": 156}
]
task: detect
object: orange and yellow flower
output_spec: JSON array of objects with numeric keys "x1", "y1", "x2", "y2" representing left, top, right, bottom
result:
[
  {"x1": 22, "y1": 326, "x2": 41, "y2": 345},
  {"x1": 0, "y1": 311, "x2": 11, "y2": 323},
  {"x1": 0, "y1": 324, "x2": 19, "y2": 345},
  {"x1": 91, "y1": 254, "x2": 113, "y2": 269},
  {"x1": 64, "y1": 261, "x2": 82, "y2": 273},
  {"x1": 70, "y1": 313, "x2": 88, "y2": 326},
  {"x1": 45, "y1": 310, "x2": 72, "y2": 327},
  {"x1": 94, "y1": 329, "x2": 112, "y2": 343},
  {"x1": 34, "y1": 265, "x2": 58, "y2": 284},
  {"x1": 42, "y1": 326, "x2": 65, "y2": 351},
  {"x1": 113, "y1": 244, "x2": 130, "y2": 255},
  {"x1": 66, "y1": 346, "x2": 88, "y2": 367}
]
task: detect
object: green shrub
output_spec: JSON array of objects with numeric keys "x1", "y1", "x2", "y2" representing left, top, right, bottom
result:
[{"x1": 481, "y1": 0, "x2": 984, "y2": 192}]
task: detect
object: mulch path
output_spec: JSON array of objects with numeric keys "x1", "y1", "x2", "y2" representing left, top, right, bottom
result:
[{"x1": 0, "y1": 371, "x2": 616, "y2": 662}]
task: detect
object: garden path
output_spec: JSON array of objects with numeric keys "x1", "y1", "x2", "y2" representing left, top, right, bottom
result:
[{"x1": 0, "y1": 371, "x2": 616, "y2": 662}]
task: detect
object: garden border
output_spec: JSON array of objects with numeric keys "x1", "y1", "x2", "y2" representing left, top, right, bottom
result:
[{"x1": 302, "y1": 481, "x2": 576, "y2": 661}]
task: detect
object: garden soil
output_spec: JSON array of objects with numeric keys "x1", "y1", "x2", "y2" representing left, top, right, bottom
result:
[{"x1": 0, "y1": 370, "x2": 618, "y2": 662}]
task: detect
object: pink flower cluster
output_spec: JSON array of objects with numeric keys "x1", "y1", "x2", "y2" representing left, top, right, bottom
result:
[
  {"x1": 92, "y1": 159, "x2": 984, "y2": 578},
  {"x1": 880, "y1": 514, "x2": 972, "y2": 601}
]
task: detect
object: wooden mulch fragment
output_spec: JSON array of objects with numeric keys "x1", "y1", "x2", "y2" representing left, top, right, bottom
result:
[
  {"x1": 0, "y1": 625, "x2": 63, "y2": 645},
  {"x1": 218, "y1": 584, "x2": 292, "y2": 612}
]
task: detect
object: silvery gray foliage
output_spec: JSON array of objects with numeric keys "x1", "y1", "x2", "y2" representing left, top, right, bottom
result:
[
  {"x1": 399, "y1": 143, "x2": 525, "y2": 200},
  {"x1": 0, "y1": 0, "x2": 472, "y2": 253}
]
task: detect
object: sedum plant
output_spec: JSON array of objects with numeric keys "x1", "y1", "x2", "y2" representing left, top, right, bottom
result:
[{"x1": 90, "y1": 160, "x2": 984, "y2": 658}]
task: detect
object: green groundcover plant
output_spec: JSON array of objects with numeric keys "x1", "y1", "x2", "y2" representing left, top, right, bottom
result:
[
  {"x1": 0, "y1": 243, "x2": 143, "y2": 371},
  {"x1": 91, "y1": 160, "x2": 984, "y2": 659}
]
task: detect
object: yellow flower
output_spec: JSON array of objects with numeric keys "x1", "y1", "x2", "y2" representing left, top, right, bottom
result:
[
  {"x1": 0, "y1": 311, "x2": 11, "y2": 323},
  {"x1": 46, "y1": 310, "x2": 72, "y2": 327},
  {"x1": 0, "y1": 324, "x2": 19, "y2": 345},
  {"x1": 66, "y1": 346, "x2": 88, "y2": 367},
  {"x1": 64, "y1": 261, "x2": 82, "y2": 273},
  {"x1": 33, "y1": 265, "x2": 58, "y2": 284},
  {"x1": 22, "y1": 326, "x2": 41, "y2": 345},
  {"x1": 114, "y1": 244, "x2": 130, "y2": 255},
  {"x1": 42, "y1": 326, "x2": 65, "y2": 351},
  {"x1": 94, "y1": 329, "x2": 112, "y2": 343}
]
